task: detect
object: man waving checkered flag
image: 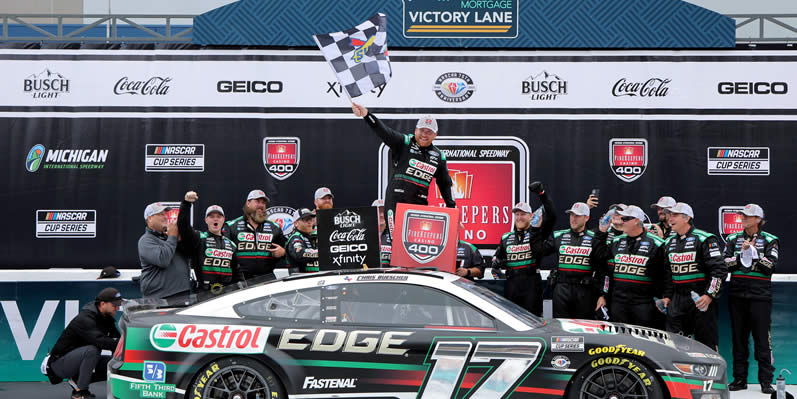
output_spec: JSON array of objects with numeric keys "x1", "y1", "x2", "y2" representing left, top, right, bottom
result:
[{"x1": 313, "y1": 13, "x2": 392, "y2": 99}]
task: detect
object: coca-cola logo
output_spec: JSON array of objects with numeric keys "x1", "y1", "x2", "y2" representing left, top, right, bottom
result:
[
  {"x1": 612, "y1": 78, "x2": 670, "y2": 97},
  {"x1": 114, "y1": 76, "x2": 172, "y2": 95},
  {"x1": 329, "y1": 229, "x2": 367, "y2": 242}
]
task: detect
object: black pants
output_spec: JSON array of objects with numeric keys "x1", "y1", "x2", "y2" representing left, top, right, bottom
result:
[
  {"x1": 729, "y1": 297, "x2": 774, "y2": 383},
  {"x1": 665, "y1": 292, "x2": 719, "y2": 351},
  {"x1": 609, "y1": 299, "x2": 662, "y2": 329},
  {"x1": 50, "y1": 345, "x2": 110, "y2": 390},
  {"x1": 552, "y1": 282, "x2": 594, "y2": 320},
  {"x1": 505, "y1": 270, "x2": 543, "y2": 316}
]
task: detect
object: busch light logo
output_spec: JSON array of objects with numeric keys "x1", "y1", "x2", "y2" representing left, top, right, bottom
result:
[
  {"x1": 434, "y1": 72, "x2": 476, "y2": 103},
  {"x1": 403, "y1": 210, "x2": 448, "y2": 263},
  {"x1": 610, "y1": 138, "x2": 648, "y2": 183},
  {"x1": 334, "y1": 209, "x2": 362, "y2": 228},
  {"x1": 263, "y1": 137, "x2": 300, "y2": 180},
  {"x1": 26, "y1": 144, "x2": 45, "y2": 172},
  {"x1": 522, "y1": 71, "x2": 568, "y2": 101},
  {"x1": 24, "y1": 69, "x2": 70, "y2": 98}
]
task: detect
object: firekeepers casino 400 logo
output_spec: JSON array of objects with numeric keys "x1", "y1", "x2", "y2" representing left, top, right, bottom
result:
[
  {"x1": 263, "y1": 137, "x2": 300, "y2": 180},
  {"x1": 403, "y1": 210, "x2": 449, "y2": 264},
  {"x1": 609, "y1": 138, "x2": 648, "y2": 183},
  {"x1": 718, "y1": 206, "x2": 745, "y2": 241}
]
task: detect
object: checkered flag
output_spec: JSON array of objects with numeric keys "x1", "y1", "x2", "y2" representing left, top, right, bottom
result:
[{"x1": 313, "y1": 13, "x2": 392, "y2": 99}]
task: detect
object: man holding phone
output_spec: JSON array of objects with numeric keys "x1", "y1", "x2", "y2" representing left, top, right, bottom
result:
[
  {"x1": 223, "y1": 190, "x2": 287, "y2": 281},
  {"x1": 649, "y1": 196, "x2": 676, "y2": 238}
]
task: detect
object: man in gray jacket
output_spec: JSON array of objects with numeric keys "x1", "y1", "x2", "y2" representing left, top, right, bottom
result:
[{"x1": 138, "y1": 202, "x2": 191, "y2": 300}]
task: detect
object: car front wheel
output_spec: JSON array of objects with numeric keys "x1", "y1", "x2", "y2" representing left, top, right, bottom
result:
[{"x1": 568, "y1": 356, "x2": 664, "y2": 399}]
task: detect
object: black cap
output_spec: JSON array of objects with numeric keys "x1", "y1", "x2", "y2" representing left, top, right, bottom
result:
[
  {"x1": 96, "y1": 287, "x2": 123, "y2": 305},
  {"x1": 98, "y1": 266, "x2": 120, "y2": 279},
  {"x1": 294, "y1": 208, "x2": 316, "y2": 222}
]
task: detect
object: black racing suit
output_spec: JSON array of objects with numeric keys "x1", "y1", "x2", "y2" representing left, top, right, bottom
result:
[
  {"x1": 724, "y1": 230, "x2": 779, "y2": 384},
  {"x1": 287, "y1": 229, "x2": 319, "y2": 274},
  {"x1": 177, "y1": 200, "x2": 243, "y2": 293},
  {"x1": 492, "y1": 192, "x2": 555, "y2": 316},
  {"x1": 663, "y1": 227, "x2": 728, "y2": 351},
  {"x1": 223, "y1": 216, "x2": 287, "y2": 280},
  {"x1": 545, "y1": 229, "x2": 602, "y2": 320},
  {"x1": 380, "y1": 229, "x2": 392, "y2": 267},
  {"x1": 362, "y1": 112, "x2": 455, "y2": 235},
  {"x1": 657, "y1": 221, "x2": 673, "y2": 238},
  {"x1": 594, "y1": 230, "x2": 666, "y2": 328},
  {"x1": 594, "y1": 226, "x2": 624, "y2": 303},
  {"x1": 456, "y1": 240, "x2": 484, "y2": 280}
]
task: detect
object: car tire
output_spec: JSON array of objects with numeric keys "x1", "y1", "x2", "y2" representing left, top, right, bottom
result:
[
  {"x1": 189, "y1": 356, "x2": 286, "y2": 399},
  {"x1": 567, "y1": 356, "x2": 664, "y2": 399}
]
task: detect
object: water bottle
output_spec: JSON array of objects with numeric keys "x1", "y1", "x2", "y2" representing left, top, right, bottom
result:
[
  {"x1": 531, "y1": 206, "x2": 544, "y2": 228},
  {"x1": 777, "y1": 369, "x2": 791, "y2": 399},
  {"x1": 599, "y1": 209, "x2": 615, "y2": 230},
  {"x1": 690, "y1": 291, "x2": 706, "y2": 312},
  {"x1": 654, "y1": 297, "x2": 668, "y2": 314}
]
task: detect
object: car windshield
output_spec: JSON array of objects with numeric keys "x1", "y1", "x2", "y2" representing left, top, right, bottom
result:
[{"x1": 452, "y1": 278, "x2": 546, "y2": 328}]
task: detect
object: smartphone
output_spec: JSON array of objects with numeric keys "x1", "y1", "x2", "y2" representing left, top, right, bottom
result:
[
  {"x1": 644, "y1": 223, "x2": 657, "y2": 231},
  {"x1": 590, "y1": 188, "x2": 600, "y2": 198}
]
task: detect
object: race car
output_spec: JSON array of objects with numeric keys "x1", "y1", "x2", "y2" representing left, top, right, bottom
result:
[{"x1": 108, "y1": 268, "x2": 727, "y2": 399}]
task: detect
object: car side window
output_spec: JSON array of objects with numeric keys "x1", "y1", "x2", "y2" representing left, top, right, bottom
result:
[
  {"x1": 235, "y1": 287, "x2": 321, "y2": 322},
  {"x1": 328, "y1": 283, "x2": 494, "y2": 328}
]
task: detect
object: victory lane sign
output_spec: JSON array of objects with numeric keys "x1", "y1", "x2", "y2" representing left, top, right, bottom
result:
[
  {"x1": 390, "y1": 203, "x2": 460, "y2": 273},
  {"x1": 317, "y1": 207, "x2": 380, "y2": 271}
]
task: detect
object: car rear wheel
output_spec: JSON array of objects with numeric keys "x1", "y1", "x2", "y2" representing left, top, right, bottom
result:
[
  {"x1": 190, "y1": 357, "x2": 286, "y2": 399},
  {"x1": 568, "y1": 356, "x2": 664, "y2": 399}
]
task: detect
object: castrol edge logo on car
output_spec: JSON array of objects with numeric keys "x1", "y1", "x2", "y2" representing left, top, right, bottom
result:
[{"x1": 150, "y1": 324, "x2": 271, "y2": 353}]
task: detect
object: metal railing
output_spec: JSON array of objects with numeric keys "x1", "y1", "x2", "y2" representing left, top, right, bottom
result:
[
  {"x1": 0, "y1": 14, "x2": 194, "y2": 42},
  {"x1": 728, "y1": 14, "x2": 797, "y2": 43}
]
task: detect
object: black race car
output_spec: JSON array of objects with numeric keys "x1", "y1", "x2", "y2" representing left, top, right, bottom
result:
[{"x1": 108, "y1": 269, "x2": 727, "y2": 399}]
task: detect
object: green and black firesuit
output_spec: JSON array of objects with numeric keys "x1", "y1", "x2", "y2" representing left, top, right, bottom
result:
[
  {"x1": 223, "y1": 216, "x2": 286, "y2": 280},
  {"x1": 287, "y1": 229, "x2": 319, "y2": 274}
]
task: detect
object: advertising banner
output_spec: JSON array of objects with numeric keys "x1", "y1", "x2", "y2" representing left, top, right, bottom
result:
[
  {"x1": 390, "y1": 204, "x2": 460, "y2": 272},
  {"x1": 317, "y1": 207, "x2": 381, "y2": 270}
]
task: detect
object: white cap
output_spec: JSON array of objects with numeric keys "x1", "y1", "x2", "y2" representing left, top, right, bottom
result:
[
  {"x1": 565, "y1": 202, "x2": 590, "y2": 217},
  {"x1": 144, "y1": 202, "x2": 169, "y2": 220},
  {"x1": 512, "y1": 202, "x2": 532, "y2": 214},
  {"x1": 617, "y1": 205, "x2": 645, "y2": 220},
  {"x1": 416, "y1": 115, "x2": 438, "y2": 133},
  {"x1": 314, "y1": 187, "x2": 334, "y2": 200},
  {"x1": 608, "y1": 203, "x2": 627, "y2": 211},
  {"x1": 205, "y1": 205, "x2": 224, "y2": 217},
  {"x1": 651, "y1": 196, "x2": 676, "y2": 209},
  {"x1": 669, "y1": 202, "x2": 694, "y2": 218},
  {"x1": 739, "y1": 203, "x2": 764, "y2": 218},
  {"x1": 371, "y1": 199, "x2": 384, "y2": 207},
  {"x1": 247, "y1": 189, "x2": 268, "y2": 201}
]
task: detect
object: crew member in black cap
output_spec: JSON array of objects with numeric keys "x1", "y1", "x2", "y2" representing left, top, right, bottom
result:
[
  {"x1": 45, "y1": 287, "x2": 122, "y2": 399},
  {"x1": 97, "y1": 266, "x2": 120, "y2": 279},
  {"x1": 287, "y1": 208, "x2": 319, "y2": 274}
]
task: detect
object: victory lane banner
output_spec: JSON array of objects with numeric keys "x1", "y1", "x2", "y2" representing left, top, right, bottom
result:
[
  {"x1": 390, "y1": 203, "x2": 459, "y2": 273},
  {"x1": 317, "y1": 207, "x2": 380, "y2": 270}
]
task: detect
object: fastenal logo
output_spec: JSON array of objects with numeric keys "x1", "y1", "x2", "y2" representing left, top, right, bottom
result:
[
  {"x1": 25, "y1": 144, "x2": 108, "y2": 172},
  {"x1": 403, "y1": 210, "x2": 449, "y2": 263},
  {"x1": 24, "y1": 69, "x2": 70, "y2": 99},
  {"x1": 610, "y1": 139, "x2": 648, "y2": 183},
  {"x1": 267, "y1": 206, "x2": 297, "y2": 235},
  {"x1": 145, "y1": 144, "x2": 204, "y2": 172},
  {"x1": 263, "y1": 137, "x2": 300, "y2": 180},
  {"x1": 706, "y1": 147, "x2": 769, "y2": 176},
  {"x1": 149, "y1": 323, "x2": 271, "y2": 353},
  {"x1": 434, "y1": 72, "x2": 476, "y2": 103},
  {"x1": 718, "y1": 206, "x2": 745, "y2": 238},
  {"x1": 36, "y1": 210, "x2": 97, "y2": 238},
  {"x1": 521, "y1": 71, "x2": 568, "y2": 101},
  {"x1": 26, "y1": 144, "x2": 45, "y2": 172}
]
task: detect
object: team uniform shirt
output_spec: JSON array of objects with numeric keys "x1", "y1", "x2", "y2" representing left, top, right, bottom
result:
[
  {"x1": 287, "y1": 230, "x2": 319, "y2": 273},
  {"x1": 380, "y1": 229, "x2": 392, "y2": 267},
  {"x1": 596, "y1": 231, "x2": 666, "y2": 304},
  {"x1": 724, "y1": 230, "x2": 779, "y2": 300},
  {"x1": 223, "y1": 216, "x2": 287, "y2": 278},
  {"x1": 456, "y1": 240, "x2": 484, "y2": 280},
  {"x1": 663, "y1": 227, "x2": 727, "y2": 299},
  {"x1": 549, "y1": 229, "x2": 601, "y2": 282}
]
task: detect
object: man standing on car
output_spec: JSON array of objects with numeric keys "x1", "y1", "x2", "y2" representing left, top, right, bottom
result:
[
  {"x1": 178, "y1": 191, "x2": 243, "y2": 295},
  {"x1": 351, "y1": 103, "x2": 456, "y2": 236},
  {"x1": 724, "y1": 204, "x2": 778, "y2": 394},
  {"x1": 661, "y1": 203, "x2": 727, "y2": 351},
  {"x1": 138, "y1": 202, "x2": 191, "y2": 300},
  {"x1": 287, "y1": 208, "x2": 319, "y2": 274},
  {"x1": 223, "y1": 190, "x2": 287, "y2": 281},
  {"x1": 491, "y1": 182, "x2": 555, "y2": 316},
  {"x1": 46, "y1": 287, "x2": 122, "y2": 399}
]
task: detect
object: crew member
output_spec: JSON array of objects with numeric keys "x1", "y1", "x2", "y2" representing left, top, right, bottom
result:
[
  {"x1": 547, "y1": 202, "x2": 603, "y2": 320},
  {"x1": 314, "y1": 187, "x2": 334, "y2": 211},
  {"x1": 45, "y1": 288, "x2": 122, "y2": 399},
  {"x1": 178, "y1": 191, "x2": 243, "y2": 295},
  {"x1": 661, "y1": 203, "x2": 727, "y2": 350},
  {"x1": 491, "y1": 182, "x2": 555, "y2": 316},
  {"x1": 287, "y1": 208, "x2": 319, "y2": 274},
  {"x1": 223, "y1": 190, "x2": 287, "y2": 281},
  {"x1": 456, "y1": 239, "x2": 484, "y2": 280},
  {"x1": 650, "y1": 196, "x2": 676, "y2": 238},
  {"x1": 724, "y1": 204, "x2": 778, "y2": 394},
  {"x1": 595, "y1": 205, "x2": 666, "y2": 328},
  {"x1": 594, "y1": 203, "x2": 626, "y2": 305},
  {"x1": 351, "y1": 103, "x2": 456, "y2": 236},
  {"x1": 138, "y1": 202, "x2": 191, "y2": 300},
  {"x1": 373, "y1": 199, "x2": 392, "y2": 267}
]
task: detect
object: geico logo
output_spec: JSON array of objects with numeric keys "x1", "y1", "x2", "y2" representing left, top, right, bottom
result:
[
  {"x1": 615, "y1": 264, "x2": 646, "y2": 276},
  {"x1": 559, "y1": 255, "x2": 590, "y2": 265},
  {"x1": 717, "y1": 81, "x2": 788, "y2": 95},
  {"x1": 257, "y1": 233, "x2": 273, "y2": 242},
  {"x1": 203, "y1": 258, "x2": 231, "y2": 267},
  {"x1": 205, "y1": 248, "x2": 234, "y2": 259},
  {"x1": 670, "y1": 263, "x2": 699, "y2": 274},
  {"x1": 44, "y1": 224, "x2": 88, "y2": 232},
  {"x1": 614, "y1": 254, "x2": 648, "y2": 266},
  {"x1": 408, "y1": 159, "x2": 437, "y2": 174},
  {"x1": 507, "y1": 244, "x2": 530, "y2": 253},
  {"x1": 303, "y1": 377, "x2": 357, "y2": 390},
  {"x1": 152, "y1": 158, "x2": 197, "y2": 166},
  {"x1": 216, "y1": 80, "x2": 283, "y2": 93},
  {"x1": 278, "y1": 329, "x2": 412, "y2": 356},
  {"x1": 51, "y1": 212, "x2": 89, "y2": 221},
  {"x1": 330, "y1": 244, "x2": 368, "y2": 253},
  {"x1": 668, "y1": 252, "x2": 695, "y2": 263},
  {"x1": 237, "y1": 232, "x2": 255, "y2": 241},
  {"x1": 151, "y1": 324, "x2": 269, "y2": 353},
  {"x1": 508, "y1": 252, "x2": 533, "y2": 261},
  {"x1": 158, "y1": 146, "x2": 197, "y2": 155},
  {"x1": 404, "y1": 166, "x2": 434, "y2": 181},
  {"x1": 560, "y1": 245, "x2": 591, "y2": 256}
]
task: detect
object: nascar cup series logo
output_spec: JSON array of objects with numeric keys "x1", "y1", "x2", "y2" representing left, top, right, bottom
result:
[
  {"x1": 706, "y1": 147, "x2": 770, "y2": 176},
  {"x1": 267, "y1": 206, "x2": 297, "y2": 235},
  {"x1": 433, "y1": 72, "x2": 476, "y2": 103},
  {"x1": 145, "y1": 144, "x2": 204, "y2": 172},
  {"x1": 263, "y1": 137, "x2": 300, "y2": 180},
  {"x1": 403, "y1": 210, "x2": 449, "y2": 263},
  {"x1": 718, "y1": 206, "x2": 745, "y2": 239},
  {"x1": 150, "y1": 323, "x2": 271, "y2": 354},
  {"x1": 36, "y1": 210, "x2": 97, "y2": 238},
  {"x1": 609, "y1": 138, "x2": 648, "y2": 183}
]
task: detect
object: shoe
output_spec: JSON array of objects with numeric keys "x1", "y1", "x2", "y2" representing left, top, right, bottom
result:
[
  {"x1": 728, "y1": 379, "x2": 747, "y2": 391},
  {"x1": 760, "y1": 383, "x2": 775, "y2": 394},
  {"x1": 71, "y1": 389, "x2": 95, "y2": 399}
]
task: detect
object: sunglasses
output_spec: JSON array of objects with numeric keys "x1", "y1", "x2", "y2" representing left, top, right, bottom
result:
[{"x1": 620, "y1": 216, "x2": 636, "y2": 222}]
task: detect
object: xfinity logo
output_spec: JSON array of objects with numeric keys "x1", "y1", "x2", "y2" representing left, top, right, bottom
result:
[
  {"x1": 217, "y1": 80, "x2": 283, "y2": 93},
  {"x1": 114, "y1": 76, "x2": 171, "y2": 95},
  {"x1": 327, "y1": 81, "x2": 384, "y2": 98},
  {"x1": 717, "y1": 82, "x2": 787, "y2": 95}
]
